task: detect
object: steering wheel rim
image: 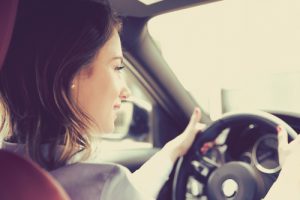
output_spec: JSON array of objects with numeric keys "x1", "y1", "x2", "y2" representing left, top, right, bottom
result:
[{"x1": 172, "y1": 110, "x2": 298, "y2": 200}]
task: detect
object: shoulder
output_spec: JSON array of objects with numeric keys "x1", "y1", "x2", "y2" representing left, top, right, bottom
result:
[
  {"x1": 51, "y1": 162, "x2": 153, "y2": 200},
  {"x1": 50, "y1": 163, "x2": 125, "y2": 200}
]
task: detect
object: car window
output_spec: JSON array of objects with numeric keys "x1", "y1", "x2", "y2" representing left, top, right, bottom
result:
[{"x1": 148, "y1": 0, "x2": 300, "y2": 119}]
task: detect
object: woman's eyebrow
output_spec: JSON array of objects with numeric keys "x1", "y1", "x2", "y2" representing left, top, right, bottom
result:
[{"x1": 111, "y1": 56, "x2": 123, "y2": 63}]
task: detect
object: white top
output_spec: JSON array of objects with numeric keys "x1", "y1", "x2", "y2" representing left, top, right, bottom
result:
[{"x1": 1, "y1": 140, "x2": 174, "y2": 200}]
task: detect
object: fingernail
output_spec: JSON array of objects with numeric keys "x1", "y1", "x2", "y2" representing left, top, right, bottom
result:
[
  {"x1": 200, "y1": 147, "x2": 205, "y2": 153},
  {"x1": 277, "y1": 125, "x2": 282, "y2": 134},
  {"x1": 200, "y1": 147, "x2": 208, "y2": 154},
  {"x1": 277, "y1": 125, "x2": 283, "y2": 135},
  {"x1": 203, "y1": 143, "x2": 209, "y2": 148},
  {"x1": 203, "y1": 142, "x2": 213, "y2": 148}
]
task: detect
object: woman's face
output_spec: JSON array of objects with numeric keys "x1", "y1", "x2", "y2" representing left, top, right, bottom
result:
[{"x1": 72, "y1": 29, "x2": 130, "y2": 133}]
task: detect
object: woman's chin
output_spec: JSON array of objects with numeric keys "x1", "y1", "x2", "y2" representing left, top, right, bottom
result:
[
  {"x1": 103, "y1": 125, "x2": 114, "y2": 134},
  {"x1": 105, "y1": 122, "x2": 115, "y2": 134}
]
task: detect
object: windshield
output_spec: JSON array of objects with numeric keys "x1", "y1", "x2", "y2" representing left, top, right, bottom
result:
[{"x1": 148, "y1": 0, "x2": 300, "y2": 119}]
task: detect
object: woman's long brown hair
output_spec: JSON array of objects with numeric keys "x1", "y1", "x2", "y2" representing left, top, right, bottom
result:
[{"x1": 0, "y1": 0, "x2": 121, "y2": 170}]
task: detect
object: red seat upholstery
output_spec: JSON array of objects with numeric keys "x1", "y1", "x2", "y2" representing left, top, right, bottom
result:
[{"x1": 0, "y1": 150, "x2": 70, "y2": 200}]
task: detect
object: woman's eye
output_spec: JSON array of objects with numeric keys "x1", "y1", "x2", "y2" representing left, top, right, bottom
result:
[{"x1": 114, "y1": 65, "x2": 125, "y2": 72}]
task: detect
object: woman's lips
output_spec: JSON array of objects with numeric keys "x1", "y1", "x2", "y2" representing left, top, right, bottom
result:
[{"x1": 113, "y1": 104, "x2": 121, "y2": 110}]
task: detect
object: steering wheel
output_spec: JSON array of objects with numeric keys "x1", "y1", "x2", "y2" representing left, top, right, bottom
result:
[{"x1": 172, "y1": 111, "x2": 298, "y2": 200}]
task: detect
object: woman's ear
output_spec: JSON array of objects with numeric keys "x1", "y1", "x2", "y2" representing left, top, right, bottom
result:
[{"x1": 70, "y1": 75, "x2": 80, "y2": 102}]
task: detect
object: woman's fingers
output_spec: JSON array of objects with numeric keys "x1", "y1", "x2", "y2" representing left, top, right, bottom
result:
[
  {"x1": 189, "y1": 107, "x2": 201, "y2": 126},
  {"x1": 277, "y1": 125, "x2": 288, "y2": 150},
  {"x1": 185, "y1": 107, "x2": 201, "y2": 133},
  {"x1": 277, "y1": 125, "x2": 289, "y2": 166},
  {"x1": 163, "y1": 107, "x2": 206, "y2": 161}
]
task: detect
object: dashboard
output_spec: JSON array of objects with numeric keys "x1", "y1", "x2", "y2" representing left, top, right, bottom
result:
[{"x1": 204, "y1": 133, "x2": 280, "y2": 175}]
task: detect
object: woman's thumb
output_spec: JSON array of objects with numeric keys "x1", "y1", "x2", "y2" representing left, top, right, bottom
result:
[
  {"x1": 187, "y1": 107, "x2": 201, "y2": 128},
  {"x1": 277, "y1": 125, "x2": 288, "y2": 166},
  {"x1": 277, "y1": 125, "x2": 288, "y2": 150}
]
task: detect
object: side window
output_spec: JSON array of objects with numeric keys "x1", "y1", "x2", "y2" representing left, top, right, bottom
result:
[{"x1": 101, "y1": 62, "x2": 154, "y2": 149}]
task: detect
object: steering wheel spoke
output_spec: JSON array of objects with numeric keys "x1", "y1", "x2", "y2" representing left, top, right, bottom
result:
[{"x1": 190, "y1": 156, "x2": 219, "y2": 183}]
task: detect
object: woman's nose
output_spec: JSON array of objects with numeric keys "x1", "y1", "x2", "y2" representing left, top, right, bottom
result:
[{"x1": 120, "y1": 84, "x2": 131, "y2": 101}]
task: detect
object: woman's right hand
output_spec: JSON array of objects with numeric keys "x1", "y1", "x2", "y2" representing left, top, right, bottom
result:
[
  {"x1": 264, "y1": 126, "x2": 300, "y2": 199},
  {"x1": 277, "y1": 126, "x2": 300, "y2": 181}
]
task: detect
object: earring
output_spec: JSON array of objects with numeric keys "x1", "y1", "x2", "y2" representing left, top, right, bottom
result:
[{"x1": 71, "y1": 84, "x2": 75, "y2": 89}]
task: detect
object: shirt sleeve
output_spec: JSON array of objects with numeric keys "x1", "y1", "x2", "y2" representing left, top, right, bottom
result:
[
  {"x1": 100, "y1": 165, "x2": 155, "y2": 200},
  {"x1": 129, "y1": 149, "x2": 174, "y2": 199},
  {"x1": 264, "y1": 173, "x2": 300, "y2": 200}
]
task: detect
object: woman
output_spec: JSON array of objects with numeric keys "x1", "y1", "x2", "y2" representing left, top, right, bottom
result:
[{"x1": 0, "y1": 0, "x2": 202, "y2": 199}]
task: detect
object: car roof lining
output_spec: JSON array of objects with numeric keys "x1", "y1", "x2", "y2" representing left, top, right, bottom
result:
[{"x1": 108, "y1": 0, "x2": 222, "y2": 17}]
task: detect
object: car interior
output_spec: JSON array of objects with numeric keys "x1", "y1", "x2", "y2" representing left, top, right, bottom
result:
[{"x1": 1, "y1": 0, "x2": 300, "y2": 200}]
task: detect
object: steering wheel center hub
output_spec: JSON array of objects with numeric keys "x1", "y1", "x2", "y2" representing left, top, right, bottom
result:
[
  {"x1": 207, "y1": 162, "x2": 262, "y2": 200},
  {"x1": 222, "y1": 179, "x2": 238, "y2": 198}
]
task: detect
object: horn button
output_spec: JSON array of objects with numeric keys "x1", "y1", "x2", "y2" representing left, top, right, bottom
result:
[{"x1": 206, "y1": 162, "x2": 263, "y2": 200}]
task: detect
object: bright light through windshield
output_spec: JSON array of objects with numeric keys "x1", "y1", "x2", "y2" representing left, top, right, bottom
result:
[{"x1": 148, "y1": 0, "x2": 300, "y2": 119}]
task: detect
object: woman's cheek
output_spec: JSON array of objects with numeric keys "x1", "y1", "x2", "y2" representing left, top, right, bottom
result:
[{"x1": 111, "y1": 73, "x2": 123, "y2": 96}]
